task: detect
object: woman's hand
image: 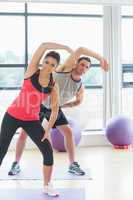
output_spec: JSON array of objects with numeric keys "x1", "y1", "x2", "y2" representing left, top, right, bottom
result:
[
  {"x1": 41, "y1": 129, "x2": 51, "y2": 142},
  {"x1": 63, "y1": 46, "x2": 74, "y2": 54}
]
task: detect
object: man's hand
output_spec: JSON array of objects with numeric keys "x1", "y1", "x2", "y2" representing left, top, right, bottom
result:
[{"x1": 100, "y1": 58, "x2": 109, "y2": 72}]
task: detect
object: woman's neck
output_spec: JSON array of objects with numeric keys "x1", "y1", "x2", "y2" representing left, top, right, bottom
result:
[{"x1": 40, "y1": 67, "x2": 50, "y2": 77}]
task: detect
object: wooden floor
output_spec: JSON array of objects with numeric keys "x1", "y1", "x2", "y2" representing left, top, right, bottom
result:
[{"x1": 0, "y1": 146, "x2": 133, "y2": 200}]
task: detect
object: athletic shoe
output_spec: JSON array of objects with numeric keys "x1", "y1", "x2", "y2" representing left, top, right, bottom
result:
[
  {"x1": 43, "y1": 183, "x2": 59, "y2": 197},
  {"x1": 68, "y1": 162, "x2": 85, "y2": 175},
  {"x1": 8, "y1": 161, "x2": 21, "y2": 176}
]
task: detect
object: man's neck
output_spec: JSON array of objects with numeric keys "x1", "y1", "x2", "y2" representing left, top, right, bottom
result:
[{"x1": 71, "y1": 70, "x2": 81, "y2": 82}]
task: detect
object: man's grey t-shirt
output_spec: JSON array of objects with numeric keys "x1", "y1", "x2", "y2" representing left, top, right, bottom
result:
[{"x1": 43, "y1": 71, "x2": 82, "y2": 109}]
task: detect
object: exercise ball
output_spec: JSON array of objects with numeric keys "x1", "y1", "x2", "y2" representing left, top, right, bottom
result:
[
  {"x1": 51, "y1": 118, "x2": 81, "y2": 152},
  {"x1": 106, "y1": 116, "x2": 133, "y2": 146}
]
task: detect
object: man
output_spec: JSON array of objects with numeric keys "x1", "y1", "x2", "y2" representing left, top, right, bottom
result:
[{"x1": 8, "y1": 46, "x2": 108, "y2": 176}]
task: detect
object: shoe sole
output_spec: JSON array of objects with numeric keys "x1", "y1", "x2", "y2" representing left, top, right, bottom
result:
[
  {"x1": 68, "y1": 170, "x2": 85, "y2": 176},
  {"x1": 8, "y1": 169, "x2": 21, "y2": 176},
  {"x1": 43, "y1": 192, "x2": 59, "y2": 197}
]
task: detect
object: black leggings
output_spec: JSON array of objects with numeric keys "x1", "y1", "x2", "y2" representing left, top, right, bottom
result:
[{"x1": 0, "y1": 112, "x2": 53, "y2": 166}]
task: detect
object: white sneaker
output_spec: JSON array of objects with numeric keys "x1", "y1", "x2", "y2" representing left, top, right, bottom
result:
[{"x1": 43, "y1": 183, "x2": 59, "y2": 197}]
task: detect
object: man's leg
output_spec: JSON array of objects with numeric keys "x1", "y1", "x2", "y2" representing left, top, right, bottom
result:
[
  {"x1": 15, "y1": 129, "x2": 27, "y2": 163},
  {"x1": 51, "y1": 107, "x2": 85, "y2": 175},
  {"x1": 57, "y1": 124, "x2": 85, "y2": 175},
  {"x1": 57, "y1": 125, "x2": 75, "y2": 165},
  {"x1": 39, "y1": 105, "x2": 85, "y2": 175}
]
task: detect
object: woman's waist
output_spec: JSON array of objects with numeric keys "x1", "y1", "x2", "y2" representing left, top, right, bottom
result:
[{"x1": 7, "y1": 106, "x2": 40, "y2": 121}]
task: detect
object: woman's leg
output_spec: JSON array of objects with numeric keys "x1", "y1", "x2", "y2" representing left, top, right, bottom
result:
[
  {"x1": 0, "y1": 113, "x2": 19, "y2": 166},
  {"x1": 22, "y1": 121, "x2": 54, "y2": 185},
  {"x1": 23, "y1": 121, "x2": 58, "y2": 196}
]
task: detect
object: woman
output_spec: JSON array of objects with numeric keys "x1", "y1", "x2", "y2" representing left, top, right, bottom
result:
[{"x1": 0, "y1": 42, "x2": 73, "y2": 197}]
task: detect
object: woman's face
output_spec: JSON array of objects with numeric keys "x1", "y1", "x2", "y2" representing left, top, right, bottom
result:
[{"x1": 42, "y1": 56, "x2": 58, "y2": 72}]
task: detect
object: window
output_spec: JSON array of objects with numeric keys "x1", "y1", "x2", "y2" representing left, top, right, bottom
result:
[
  {"x1": 82, "y1": 67, "x2": 103, "y2": 87},
  {"x1": 0, "y1": 68, "x2": 24, "y2": 88},
  {"x1": 122, "y1": 19, "x2": 133, "y2": 64},
  {"x1": 0, "y1": 15, "x2": 25, "y2": 90},
  {"x1": 0, "y1": 16, "x2": 25, "y2": 64},
  {"x1": 121, "y1": 6, "x2": 133, "y2": 16},
  {"x1": 121, "y1": 6, "x2": 133, "y2": 117}
]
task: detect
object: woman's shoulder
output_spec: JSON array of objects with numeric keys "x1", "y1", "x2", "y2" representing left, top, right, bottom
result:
[{"x1": 24, "y1": 69, "x2": 40, "y2": 80}]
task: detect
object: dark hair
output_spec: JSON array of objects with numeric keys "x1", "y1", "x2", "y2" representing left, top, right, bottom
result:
[
  {"x1": 77, "y1": 56, "x2": 91, "y2": 64},
  {"x1": 45, "y1": 51, "x2": 60, "y2": 65}
]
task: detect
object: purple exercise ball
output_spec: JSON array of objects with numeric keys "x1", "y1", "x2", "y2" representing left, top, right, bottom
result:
[
  {"x1": 106, "y1": 116, "x2": 133, "y2": 146},
  {"x1": 51, "y1": 118, "x2": 81, "y2": 152}
]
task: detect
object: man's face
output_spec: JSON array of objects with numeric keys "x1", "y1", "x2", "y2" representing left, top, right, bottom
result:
[{"x1": 75, "y1": 59, "x2": 91, "y2": 76}]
